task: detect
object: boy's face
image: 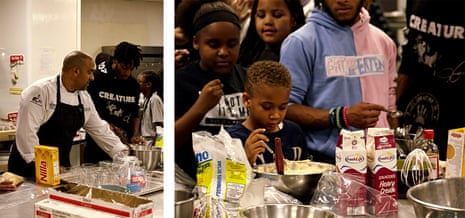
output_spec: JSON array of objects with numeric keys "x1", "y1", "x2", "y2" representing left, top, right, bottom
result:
[
  {"x1": 193, "y1": 21, "x2": 240, "y2": 74},
  {"x1": 243, "y1": 84, "x2": 290, "y2": 133}
]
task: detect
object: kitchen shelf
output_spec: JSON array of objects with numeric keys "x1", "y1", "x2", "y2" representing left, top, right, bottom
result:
[{"x1": 0, "y1": 130, "x2": 15, "y2": 142}]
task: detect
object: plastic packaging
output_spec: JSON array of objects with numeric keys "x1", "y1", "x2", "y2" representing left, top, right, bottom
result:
[
  {"x1": 310, "y1": 171, "x2": 398, "y2": 216},
  {"x1": 129, "y1": 160, "x2": 146, "y2": 192},
  {"x1": 192, "y1": 127, "x2": 253, "y2": 217}
]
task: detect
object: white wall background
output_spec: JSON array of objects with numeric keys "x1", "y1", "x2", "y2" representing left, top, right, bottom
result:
[
  {"x1": 81, "y1": 0, "x2": 163, "y2": 57},
  {"x1": 0, "y1": 0, "x2": 80, "y2": 117},
  {"x1": 30, "y1": 0, "x2": 81, "y2": 82},
  {"x1": 0, "y1": 0, "x2": 164, "y2": 117}
]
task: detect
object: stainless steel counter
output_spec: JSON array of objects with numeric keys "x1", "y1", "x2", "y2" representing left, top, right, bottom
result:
[
  {"x1": 1, "y1": 180, "x2": 164, "y2": 218},
  {"x1": 398, "y1": 199, "x2": 416, "y2": 217},
  {"x1": 1, "y1": 181, "x2": 415, "y2": 218}
]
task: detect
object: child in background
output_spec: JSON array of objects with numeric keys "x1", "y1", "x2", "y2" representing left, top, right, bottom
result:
[
  {"x1": 175, "y1": 0, "x2": 247, "y2": 182},
  {"x1": 238, "y1": 0, "x2": 306, "y2": 67},
  {"x1": 227, "y1": 61, "x2": 308, "y2": 166},
  {"x1": 136, "y1": 70, "x2": 163, "y2": 146}
]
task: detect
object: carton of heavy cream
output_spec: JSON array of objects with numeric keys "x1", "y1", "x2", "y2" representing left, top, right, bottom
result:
[
  {"x1": 35, "y1": 145, "x2": 60, "y2": 186},
  {"x1": 446, "y1": 127, "x2": 465, "y2": 178},
  {"x1": 366, "y1": 128, "x2": 398, "y2": 215},
  {"x1": 335, "y1": 129, "x2": 367, "y2": 216}
]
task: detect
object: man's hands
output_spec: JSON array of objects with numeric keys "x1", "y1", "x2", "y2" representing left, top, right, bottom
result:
[
  {"x1": 110, "y1": 124, "x2": 129, "y2": 144},
  {"x1": 346, "y1": 102, "x2": 386, "y2": 129}
]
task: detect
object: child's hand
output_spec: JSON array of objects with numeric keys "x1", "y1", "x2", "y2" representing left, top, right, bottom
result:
[
  {"x1": 196, "y1": 79, "x2": 224, "y2": 113},
  {"x1": 230, "y1": 0, "x2": 251, "y2": 23},
  {"x1": 175, "y1": 49, "x2": 190, "y2": 69},
  {"x1": 244, "y1": 128, "x2": 268, "y2": 165}
]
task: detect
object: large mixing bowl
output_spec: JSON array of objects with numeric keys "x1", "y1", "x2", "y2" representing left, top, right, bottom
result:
[
  {"x1": 254, "y1": 160, "x2": 335, "y2": 203},
  {"x1": 407, "y1": 177, "x2": 465, "y2": 217},
  {"x1": 132, "y1": 145, "x2": 162, "y2": 171},
  {"x1": 175, "y1": 190, "x2": 195, "y2": 218},
  {"x1": 242, "y1": 204, "x2": 336, "y2": 218}
]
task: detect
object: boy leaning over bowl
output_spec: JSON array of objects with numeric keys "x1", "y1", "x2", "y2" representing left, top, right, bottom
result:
[{"x1": 226, "y1": 61, "x2": 309, "y2": 166}]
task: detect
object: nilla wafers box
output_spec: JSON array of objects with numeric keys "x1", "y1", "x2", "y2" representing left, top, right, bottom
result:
[{"x1": 35, "y1": 145, "x2": 60, "y2": 186}]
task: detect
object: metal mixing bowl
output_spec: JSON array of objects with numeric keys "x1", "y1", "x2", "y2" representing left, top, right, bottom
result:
[
  {"x1": 132, "y1": 145, "x2": 162, "y2": 171},
  {"x1": 254, "y1": 160, "x2": 335, "y2": 203},
  {"x1": 175, "y1": 190, "x2": 195, "y2": 218},
  {"x1": 407, "y1": 177, "x2": 465, "y2": 217},
  {"x1": 242, "y1": 204, "x2": 336, "y2": 218}
]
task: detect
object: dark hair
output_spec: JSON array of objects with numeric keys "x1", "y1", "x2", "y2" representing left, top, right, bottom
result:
[
  {"x1": 140, "y1": 70, "x2": 162, "y2": 95},
  {"x1": 245, "y1": 60, "x2": 291, "y2": 95},
  {"x1": 238, "y1": 0, "x2": 306, "y2": 67},
  {"x1": 113, "y1": 41, "x2": 143, "y2": 68},
  {"x1": 95, "y1": 52, "x2": 111, "y2": 65},
  {"x1": 176, "y1": 0, "x2": 238, "y2": 40}
]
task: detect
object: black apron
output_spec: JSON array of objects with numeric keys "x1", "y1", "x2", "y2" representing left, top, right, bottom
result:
[{"x1": 8, "y1": 75, "x2": 84, "y2": 178}]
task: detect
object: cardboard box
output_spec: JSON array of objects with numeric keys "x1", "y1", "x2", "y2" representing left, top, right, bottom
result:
[
  {"x1": 446, "y1": 127, "x2": 465, "y2": 178},
  {"x1": 335, "y1": 129, "x2": 367, "y2": 216},
  {"x1": 366, "y1": 128, "x2": 398, "y2": 215},
  {"x1": 35, "y1": 145, "x2": 60, "y2": 186},
  {"x1": 35, "y1": 198, "x2": 119, "y2": 218},
  {"x1": 43, "y1": 184, "x2": 153, "y2": 218}
]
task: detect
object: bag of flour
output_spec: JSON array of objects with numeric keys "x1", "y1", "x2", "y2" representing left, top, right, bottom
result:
[{"x1": 193, "y1": 127, "x2": 253, "y2": 218}]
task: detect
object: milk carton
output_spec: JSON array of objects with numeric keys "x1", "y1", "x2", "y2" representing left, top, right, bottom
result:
[
  {"x1": 446, "y1": 127, "x2": 465, "y2": 178},
  {"x1": 366, "y1": 128, "x2": 397, "y2": 215},
  {"x1": 35, "y1": 145, "x2": 60, "y2": 186},
  {"x1": 335, "y1": 129, "x2": 367, "y2": 216}
]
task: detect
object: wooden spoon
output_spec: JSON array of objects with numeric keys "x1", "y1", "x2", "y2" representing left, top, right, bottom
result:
[{"x1": 274, "y1": 137, "x2": 284, "y2": 175}]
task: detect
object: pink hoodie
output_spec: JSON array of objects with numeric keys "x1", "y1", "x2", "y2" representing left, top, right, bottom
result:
[{"x1": 352, "y1": 8, "x2": 398, "y2": 128}]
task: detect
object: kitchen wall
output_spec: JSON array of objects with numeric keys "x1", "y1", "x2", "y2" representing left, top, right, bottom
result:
[
  {"x1": 0, "y1": 0, "x2": 163, "y2": 118},
  {"x1": 81, "y1": 0, "x2": 163, "y2": 58},
  {"x1": 0, "y1": 0, "x2": 80, "y2": 117}
]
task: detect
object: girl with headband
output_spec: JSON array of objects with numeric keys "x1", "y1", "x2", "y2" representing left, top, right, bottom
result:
[{"x1": 175, "y1": 0, "x2": 248, "y2": 186}]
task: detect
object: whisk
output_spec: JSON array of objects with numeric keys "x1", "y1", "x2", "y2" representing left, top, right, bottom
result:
[{"x1": 401, "y1": 148, "x2": 433, "y2": 187}]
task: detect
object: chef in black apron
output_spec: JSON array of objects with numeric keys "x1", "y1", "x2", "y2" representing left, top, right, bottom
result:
[
  {"x1": 8, "y1": 75, "x2": 84, "y2": 178},
  {"x1": 8, "y1": 51, "x2": 129, "y2": 178}
]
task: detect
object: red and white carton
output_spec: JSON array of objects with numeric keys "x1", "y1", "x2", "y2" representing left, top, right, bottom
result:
[
  {"x1": 366, "y1": 128, "x2": 398, "y2": 215},
  {"x1": 335, "y1": 129, "x2": 367, "y2": 216},
  {"x1": 35, "y1": 198, "x2": 119, "y2": 218},
  {"x1": 42, "y1": 185, "x2": 153, "y2": 218}
]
